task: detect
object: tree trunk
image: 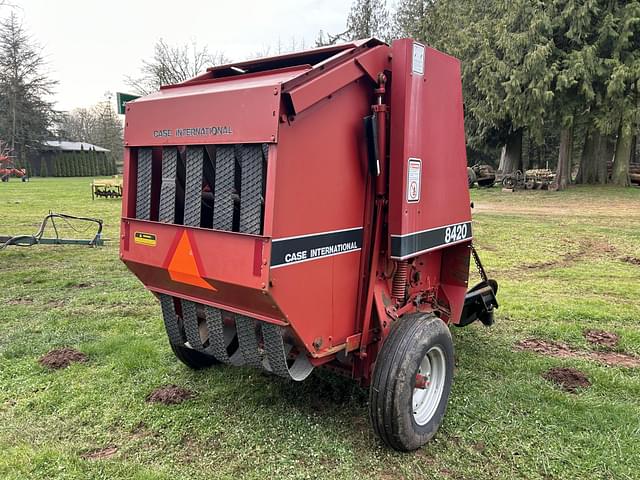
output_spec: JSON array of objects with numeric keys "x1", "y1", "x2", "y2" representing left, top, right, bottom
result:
[
  {"x1": 501, "y1": 129, "x2": 523, "y2": 174},
  {"x1": 577, "y1": 127, "x2": 600, "y2": 184},
  {"x1": 554, "y1": 126, "x2": 573, "y2": 190},
  {"x1": 612, "y1": 122, "x2": 632, "y2": 187}
]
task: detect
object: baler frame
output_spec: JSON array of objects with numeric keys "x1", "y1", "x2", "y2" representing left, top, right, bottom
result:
[{"x1": 120, "y1": 37, "x2": 498, "y2": 451}]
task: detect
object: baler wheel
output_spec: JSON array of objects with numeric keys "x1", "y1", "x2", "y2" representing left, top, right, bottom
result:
[
  {"x1": 369, "y1": 313, "x2": 454, "y2": 451},
  {"x1": 170, "y1": 342, "x2": 219, "y2": 370}
]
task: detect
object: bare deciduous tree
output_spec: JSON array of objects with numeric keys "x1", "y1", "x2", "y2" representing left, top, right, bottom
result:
[
  {"x1": 314, "y1": 29, "x2": 350, "y2": 47},
  {"x1": 126, "y1": 39, "x2": 230, "y2": 95},
  {"x1": 58, "y1": 97, "x2": 123, "y2": 169}
]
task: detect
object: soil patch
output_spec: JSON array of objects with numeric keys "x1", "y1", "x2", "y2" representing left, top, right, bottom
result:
[
  {"x1": 7, "y1": 297, "x2": 34, "y2": 305},
  {"x1": 146, "y1": 385, "x2": 194, "y2": 405},
  {"x1": 39, "y1": 347, "x2": 88, "y2": 369},
  {"x1": 82, "y1": 445, "x2": 118, "y2": 460},
  {"x1": 516, "y1": 338, "x2": 640, "y2": 368},
  {"x1": 621, "y1": 255, "x2": 640, "y2": 266},
  {"x1": 584, "y1": 329, "x2": 619, "y2": 349},
  {"x1": 543, "y1": 367, "x2": 591, "y2": 393}
]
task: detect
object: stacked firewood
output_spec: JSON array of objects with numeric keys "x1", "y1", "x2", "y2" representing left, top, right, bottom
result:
[{"x1": 607, "y1": 162, "x2": 640, "y2": 185}]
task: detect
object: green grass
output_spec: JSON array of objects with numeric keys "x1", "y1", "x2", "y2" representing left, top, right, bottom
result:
[{"x1": 1, "y1": 178, "x2": 639, "y2": 479}]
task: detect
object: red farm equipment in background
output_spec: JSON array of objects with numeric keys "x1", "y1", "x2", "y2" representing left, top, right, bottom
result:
[
  {"x1": 0, "y1": 142, "x2": 27, "y2": 182},
  {"x1": 120, "y1": 38, "x2": 498, "y2": 451}
]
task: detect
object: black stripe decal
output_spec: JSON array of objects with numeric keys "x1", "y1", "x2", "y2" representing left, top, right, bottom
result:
[
  {"x1": 271, "y1": 228, "x2": 363, "y2": 268},
  {"x1": 390, "y1": 222, "x2": 472, "y2": 259}
]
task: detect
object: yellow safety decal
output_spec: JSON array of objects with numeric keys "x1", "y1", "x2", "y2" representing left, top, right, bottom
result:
[{"x1": 134, "y1": 232, "x2": 156, "y2": 247}]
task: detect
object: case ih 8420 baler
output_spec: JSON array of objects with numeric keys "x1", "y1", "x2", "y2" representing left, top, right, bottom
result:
[{"x1": 120, "y1": 38, "x2": 498, "y2": 451}]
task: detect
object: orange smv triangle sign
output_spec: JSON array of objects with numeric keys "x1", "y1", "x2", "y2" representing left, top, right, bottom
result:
[{"x1": 168, "y1": 230, "x2": 217, "y2": 291}]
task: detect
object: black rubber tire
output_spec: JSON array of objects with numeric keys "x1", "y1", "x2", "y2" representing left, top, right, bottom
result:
[
  {"x1": 170, "y1": 342, "x2": 219, "y2": 370},
  {"x1": 369, "y1": 313, "x2": 455, "y2": 451},
  {"x1": 467, "y1": 167, "x2": 477, "y2": 188}
]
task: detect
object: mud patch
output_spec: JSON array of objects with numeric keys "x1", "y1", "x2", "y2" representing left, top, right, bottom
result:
[
  {"x1": 584, "y1": 329, "x2": 619, "y2": 349},
  {"x1": 543, "y1": 367, "x2": 590, "y2": 393},
  {"x1": 621, "y1": 255, "x2": 640, "y2": 266},
  {"x1": 7, "y1": 297, "x2": 34, "y2": 305},
  {"x1": 516, "y1": 338, "x2": 640, "y2": 368},
  {"x1": 146, "y1": 385, "x2": 194, "y2": 405},
  {"x1": 39, "y1": 347, "x2": 88, "y2": 369},
  {"x1": 82, "y1": 445, "x2": 118, "y2": 460}
]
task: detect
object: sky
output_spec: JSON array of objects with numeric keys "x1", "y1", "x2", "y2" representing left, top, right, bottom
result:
[{"x1": 7, "y1": 0, "x2": 352, "y2": 112}]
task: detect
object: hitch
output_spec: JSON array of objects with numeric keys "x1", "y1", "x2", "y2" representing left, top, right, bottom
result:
[
  {"x1": 458, "y1": 279, "x2": 498, "y2": 327},
  {"x1": 458, "y1": 244, "x2": 498, "y2": 327}
]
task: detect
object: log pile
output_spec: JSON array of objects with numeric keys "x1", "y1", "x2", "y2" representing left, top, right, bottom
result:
[{"x1": 607, "y1": 162, "x2": 640, "y2": 185}]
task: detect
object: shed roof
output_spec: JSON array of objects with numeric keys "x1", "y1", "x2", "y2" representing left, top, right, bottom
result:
[{"x1": 44, "y1": 140, "x2": 110, "y2": 152}]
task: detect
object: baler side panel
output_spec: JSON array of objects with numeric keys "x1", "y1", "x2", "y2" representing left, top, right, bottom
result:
[
  {"x1": 388, "y1": 42, "x2": 472, "y2": 253},
  {"x1": 268, "y1": 79, "x2": 371, "y2": 354}
]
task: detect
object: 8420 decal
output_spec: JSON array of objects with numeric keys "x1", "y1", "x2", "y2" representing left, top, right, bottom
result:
[
  {"x1": 444, "y1": 223, "x2": 468, "y2": 243},
  {"x1": 390, "y1": 221, "x2": 472, "y2": 259}
]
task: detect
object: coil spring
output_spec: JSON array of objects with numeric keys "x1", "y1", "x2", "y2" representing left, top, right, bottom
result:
[{"x1": 391, "y1": 260, "x2": 409, "y2": 300}]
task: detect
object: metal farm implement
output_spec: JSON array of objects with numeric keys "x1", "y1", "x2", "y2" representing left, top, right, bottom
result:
[
  {"x1": 0, "y1": 212, "x2": 104, "y2": 249},
  {"x1": 120, "y1": 38, "x2": 498, "y2": 451}
]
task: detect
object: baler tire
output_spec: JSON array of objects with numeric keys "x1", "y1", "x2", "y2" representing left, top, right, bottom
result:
[
  {"x1": 369, "y1": 313, "x2": 454, "y2": 451},
  {"x1": 170, "y1": 342, "x2": 219, "y2": 370}
]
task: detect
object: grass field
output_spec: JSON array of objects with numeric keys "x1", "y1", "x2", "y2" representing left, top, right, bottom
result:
[{"x1": 1, "y1": 178, "x2": 639, "y2": 480}]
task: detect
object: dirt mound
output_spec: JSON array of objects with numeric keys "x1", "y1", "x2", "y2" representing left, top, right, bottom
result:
[
  {"x1": 82, "y1": 445, "x2": 118, "y2": 460},
  {"x1": 39, "y1": 347, "x2": 88, "y2": 369},
  {"x1": 584, "y1": 329, "x2": 619, "y2": 349},
  {"x1": 543, "y1": 367, "x2": 591, "y2": 393},
  {"x1": 621, "y1": 256, "x2": 640, "y2": 266},
  {"x1": 516, "y1": 338, "x2": 640, "y2": 368},
  {"x1": 146, "y1": 385, "x2": 194, "y2": 405}
]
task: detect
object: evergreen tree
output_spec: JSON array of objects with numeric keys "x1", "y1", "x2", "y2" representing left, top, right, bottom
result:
[
  {"x1": 346, "y1": 0, "x2": 390, "y2": 41},
  {"x1": 0, "y1": 13, "x2": 56, "y2": 162},
  {"x1": 39, "y1": 159, "x2": 47, "y2": 177}
]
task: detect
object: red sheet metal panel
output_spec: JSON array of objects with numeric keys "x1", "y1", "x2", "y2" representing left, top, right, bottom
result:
[
  {"x1": 124, "y1": 68, "x2": 309, "y2": 147},
  {"x1": 267, "y1": 79, "x2": 372, "y2": 353},
  {"x1": 387, "y1": 39, "x2": 472, "y2": 260}
]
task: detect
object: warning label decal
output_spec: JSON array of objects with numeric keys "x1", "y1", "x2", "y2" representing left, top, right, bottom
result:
[
  {"x1": 134, "y1": 232, "x2": 156, "y2": 247},
  {"x1": 407, "y1": 158, "x2": 421, "y2": 203}
]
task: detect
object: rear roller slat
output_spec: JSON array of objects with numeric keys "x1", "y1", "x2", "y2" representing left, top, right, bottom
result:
[
  {"x1": 135, "y1": 148, "x2": 152, "y2": 220},
  {"x1": 262, "y1": 323, "x2": 314, "y2": 381},
  {"x1": 237, "y1": 145, "x2": 263, "y2": 234},
  {"x1": 213, "y1": 146, "x2": 235, "y2": 231},
  {"x1": 234, "y1": 315, "x2": 264, "y2": 369},
  {"x1": 181, "y1": 300, "x2": 204, "y2": 350},
  {"x1": 204, "y1": 306, "x2": 233, "y2": 364},
  {"x1": 159, "y1": 294, "x2": 184, "y2": 345},
  {"x1": 184, "y1": 147, "x2": 204, "y2": 227},
  {"x1": 159, "y1": 147, "x2": 178, "y2": 223}
]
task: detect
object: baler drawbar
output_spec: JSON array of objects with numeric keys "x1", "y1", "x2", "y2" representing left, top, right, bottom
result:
[{"x1": 120, "y1": 38, "x2": 498, "y2": 451}]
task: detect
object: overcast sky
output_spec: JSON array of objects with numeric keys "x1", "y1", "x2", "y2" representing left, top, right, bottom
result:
[{"x1": 9, "y1": 0, "x2": 352, "y2": 112}]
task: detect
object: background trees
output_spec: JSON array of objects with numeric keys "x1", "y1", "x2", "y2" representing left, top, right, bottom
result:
[
  {"x1": 126, "y1": 39, "x2": 230, "y2": 95},
  {"x1": 0, "y1": 12, "x2": 56, "y2": 167},
  {"x1": 58, "y1": 99, "x2": 122, "y2": 172},
  {"x1": 348, "y1": 0, "x2": 640, "y2": 189}
]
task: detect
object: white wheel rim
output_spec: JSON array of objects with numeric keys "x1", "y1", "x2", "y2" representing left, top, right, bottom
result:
[{"x1": 412, "y1": 345, "x2": 446, "y2": 426}]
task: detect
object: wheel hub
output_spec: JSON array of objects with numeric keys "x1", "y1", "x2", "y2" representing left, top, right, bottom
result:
[{"x1": 412, "y1": 346, "x2": 446, "y2": 426}]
